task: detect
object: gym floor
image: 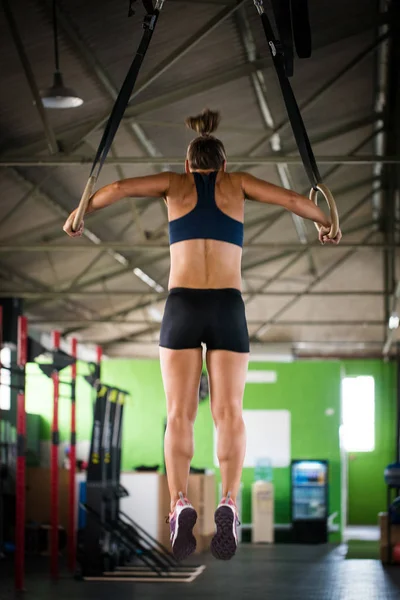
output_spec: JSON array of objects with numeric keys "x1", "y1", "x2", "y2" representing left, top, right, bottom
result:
[{"x1": 2, "y1": 546, "x2": 400, "y2": 600}]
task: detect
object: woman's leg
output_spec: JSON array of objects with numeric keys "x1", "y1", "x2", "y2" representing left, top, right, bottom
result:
[
  {"x1": 206, "y1": 350, "x2": 249, "y2": 503},
  {"x1": 206, "y1": 349, "x2": 248, "y2": 560},
  {"x1": 160, "y1": 346, "x2": 203, "y2": 512}
]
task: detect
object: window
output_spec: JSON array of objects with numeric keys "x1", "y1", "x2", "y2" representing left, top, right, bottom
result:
[
  {"x1": 341, "y1": 376, "x2": 375, "y2": 452},
  {"x1": 0, "y1": 347, "x2": 11, "y2": 411}
]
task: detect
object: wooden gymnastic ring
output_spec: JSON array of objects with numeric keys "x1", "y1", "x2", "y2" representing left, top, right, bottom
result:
[
  {"x1": 310, "y1": 183, "x2": 339, "y2": 239},
  {"x1": 72, "y1": 175, "x2": 96, "y2": 232}
]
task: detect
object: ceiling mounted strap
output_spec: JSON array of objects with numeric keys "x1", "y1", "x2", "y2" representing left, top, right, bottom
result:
[
  {"x1": 291, "y1": 0, "x2": 312, "y2": 59},
  {"x1": 128, "y1": 0, "x2": 136, "y2": 17},
  {"x1": 73, "y1": 1, "x2": 166, "y2": 232},
  {"x1": 253, "y1": 0, "x2": 339, "y2": 239},
  {"x1": 128, "y1": 0, "x2": 158, "y2": 17},
  {"x1": 271, "y1": 0, "x2": 294, "y2": 77}
]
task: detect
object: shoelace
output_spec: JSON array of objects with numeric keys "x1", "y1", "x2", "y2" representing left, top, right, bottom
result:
[
  {"x1": 166, "y1": 491, "x2": 190, "y2": 524},
  {"x1": 222, "y1": 491, "x2": 241, "y2": 525}
]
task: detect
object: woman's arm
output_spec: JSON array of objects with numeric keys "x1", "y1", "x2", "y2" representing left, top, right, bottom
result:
[
  {"x1": 87, "y1": 172, "x2": 171, "y2": 214},
  {"x1": 241, "y1": 172, "x2": 331, "y2": 228},
  {"x1": 63, "y1": 172, "x2": 171, "y2": 237}
]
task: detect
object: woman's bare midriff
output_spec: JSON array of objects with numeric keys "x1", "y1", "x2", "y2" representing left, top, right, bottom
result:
[
  {"x1": 169, "y1": 240, "x2": 242, "y2": 290},
  {"x1": 166, "y1": 171, "x2": 244, "y2": 291}
]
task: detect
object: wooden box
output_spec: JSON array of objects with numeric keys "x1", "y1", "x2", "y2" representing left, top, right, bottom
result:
[
  {"x1": 379, "y1": 512, "x2": 400, "y2": 545},
  {"x1": 158, "y1": 473, "x2": 216, "y2": 554},
  {"x1": 26, "y1": 467, "x2": 69, "y2": 530}
]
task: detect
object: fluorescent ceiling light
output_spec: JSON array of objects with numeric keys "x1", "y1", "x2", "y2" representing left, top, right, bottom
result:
[
  {"x1": 147, "y1": 306, "x2": 163, "y2": 322},
  {"x1": 133, "y1": 268, "x2": 164, "y2": 293}
]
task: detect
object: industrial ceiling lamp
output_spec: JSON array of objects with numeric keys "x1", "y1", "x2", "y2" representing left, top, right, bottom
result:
[{"x1": 41, "y1": 0, "x2": 83, "y2": 109}]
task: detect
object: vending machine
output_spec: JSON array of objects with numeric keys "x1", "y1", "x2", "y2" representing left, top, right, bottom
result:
[{"x1": 291, "y1": 460, "x2": 328, "y2": 544}]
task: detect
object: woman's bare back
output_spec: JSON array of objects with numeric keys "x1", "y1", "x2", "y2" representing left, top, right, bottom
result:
[{"x1": 166, "y1": 171, "x2": 245, "y2": 290}]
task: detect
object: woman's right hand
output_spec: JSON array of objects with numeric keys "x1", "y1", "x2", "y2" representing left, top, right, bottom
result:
[{"x1": 63, "y1": 210, "x2": 84, "y2": 237}]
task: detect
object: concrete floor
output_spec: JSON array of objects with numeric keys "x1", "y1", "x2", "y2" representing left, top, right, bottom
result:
[{"x1": 1, "y1": 545, "x2": 400, "y2": 600}]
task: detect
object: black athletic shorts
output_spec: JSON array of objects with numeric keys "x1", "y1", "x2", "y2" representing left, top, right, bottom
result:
[{"x1": 159, "y1": 288, "x2": 250, "y2": 353}]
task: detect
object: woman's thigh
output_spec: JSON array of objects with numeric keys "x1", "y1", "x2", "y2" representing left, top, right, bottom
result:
[
  {"x1": 160, "y1": 347, "x2": 203, "y2": 419},
  {"x1": 206, "y1": 350, "x2": 249, "y2": 420}
]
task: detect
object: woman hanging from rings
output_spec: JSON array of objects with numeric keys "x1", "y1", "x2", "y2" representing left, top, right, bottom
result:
[{"x1": 64, "y1": 109, "x2": 341, "y2": 561}]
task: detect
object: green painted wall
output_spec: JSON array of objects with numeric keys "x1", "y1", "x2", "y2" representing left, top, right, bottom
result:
[
  {"x1": 242, "y1": 361, "x2": 342, "y2": 541},
  {"x1": 102, "y1": 359, "x2": 342, "y2": 541},
  {"x1": 100, "y1": 360, "x2": 215, "y2": 472},
  {"x1": 25, "y1": 356, "x2": 397, "y2": 535},
  {"x1": 342, "y1": 360, "x2": 396, "y2": 525},
  {"x1": 25, "y1": 361, "x2": 94, "y2": 444}
]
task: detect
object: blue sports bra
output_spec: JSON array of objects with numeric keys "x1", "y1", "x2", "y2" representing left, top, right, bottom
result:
[{"x1": 168, "y1": 171, "x2": 244, "y2": 248}]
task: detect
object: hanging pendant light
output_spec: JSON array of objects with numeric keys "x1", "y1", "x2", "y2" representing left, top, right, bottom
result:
[{"x1": 41, "y1": 0, "x2": 83, "y2": 109}]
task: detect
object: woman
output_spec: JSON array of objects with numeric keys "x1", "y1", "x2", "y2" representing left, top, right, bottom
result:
[{"x1": 64, "y1": 109, "x2": 341, "y2": 561}]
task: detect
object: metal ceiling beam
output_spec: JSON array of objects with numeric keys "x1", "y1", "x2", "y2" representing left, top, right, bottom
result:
[
  {"x1": 124, "y1": 33, "x2": 388, "y2": 121},
  {"x1": 234, "y1": 126, "x2": 384, "y2": 271},
  {"x1": 0, "y1": 290, "x2": 384, "y2": 299},
  {"x1": 136, "y1": 118, "x2": 263, "y2": 135},
  {"x1": 0, "y1": 241, "x2": 394, "y2": 252},
  {"x1": 37, "y1": 0, "x2": 170, "y2": 291},
  {"x1": 1, "y1": 59, "x2": 270, "y2": 160},
  {"x1": 121, "y1": 59, "x2": 272, "y2": 120},
  {"x1": 0, "y1": 173, "x2": 52, "y2": 231},
  {"x1": 28, "y1": 318, "x2": 384, "y2": 326},
  {"x1": 1, "y1": 195, "x2": 157, "y2": 246},
  {"x1": 169, "y1": 0, "x2": 238, "y2": 4},
  {"x1": 48, "y1": 241, "x2": 286, "y2": 301},
  {"x1": 40, "y1": 0, "x2": 164, "y2": 162},
  {"x1": 288, "y1": 114, "x2": 383, "y2": 153},
  {"x1": 61, "y1": 143, "x2": 146, "y2": 290},
  {"x1": 3, "y1": 27, "x2": 384, "y2": 162},
  {"x1": 71, "y1": 0, "x2": 248, "y2": 145},
  {"x1": 5, "y1": 169, "x2": 137, "y2": 275},
  {"x1": 236, "y1": 32, "x2": 389, "y2": 169},
  {"x1": 54, "y1": 185, "x2": 383, "y2": 331},
  {"x1": 244, "y1": 187, "x2": 379, "y2": 306},
  {"x1": 3, "y1": 0, "x2": 166, "y2": 293},
  {"x1": 243, "y1": 175, "x2": 379, "y2": 249},
  {"x1": 0, "y1": 175, "x2": 375, "y2": 296},
  {"x1": 28, "y1": 209, "x2": 292, "y2": 298},
  {"x1": 3, "y1": 0, "x2": 59, "y2": 155},
  {"x1": 3, "y1": 118, "x2": 262, "y2": 159},
  {"x1": 252, "y1": 230, "x2": 375, "y2": 340},
  {"x1": 1, "y1": 155, "x2": 398, "y2": 167},
  {"x1": 0, "y1": 260, "x2": 94, "y2": 320}
]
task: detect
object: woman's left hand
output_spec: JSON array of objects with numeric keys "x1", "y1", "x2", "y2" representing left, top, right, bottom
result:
[
  {"x1": 63, "y1": 209, "x2": 84, "y2": 237},
  {"x1": 319, "y1": 226, "x2": 342, "y2": 245}
]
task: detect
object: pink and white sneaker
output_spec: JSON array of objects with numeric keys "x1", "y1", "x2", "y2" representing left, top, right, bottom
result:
[
  {"x1": 211, "y1": 492, "x2": 240, "y2": 560},
  {"x1": 168, "y1": 492, "x2": 197, "y2": 561}
]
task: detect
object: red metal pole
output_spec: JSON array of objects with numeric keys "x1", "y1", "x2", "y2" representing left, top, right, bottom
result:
[
  {"x1": 51, "y1": 330, "x2": 60, "y2": 580},
  {"x1": 15, "y1": 316, "x2": 27, "y2": 592},
  {"x1": 96, "y1": 346, "x2": 103, "y2": 369},
  {"x1": 96, "y1": 346, "x2": 102, "y2": 383},
  {"x1": 68, "y1": 337, "x2": 77, "y2": 573}
]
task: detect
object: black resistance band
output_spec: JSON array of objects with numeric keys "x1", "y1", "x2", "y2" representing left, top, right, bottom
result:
[{"x1": 73, "y1": 0, "x2": 165, "y2": 231}]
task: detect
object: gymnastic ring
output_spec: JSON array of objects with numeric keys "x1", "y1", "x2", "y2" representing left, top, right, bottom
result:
[
  {"x1": 72, "y1": 175, "x2": 96, "y2": 232},
  {"x1": 310, "y1": 183, "x2": 339, "y2": 239}
]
